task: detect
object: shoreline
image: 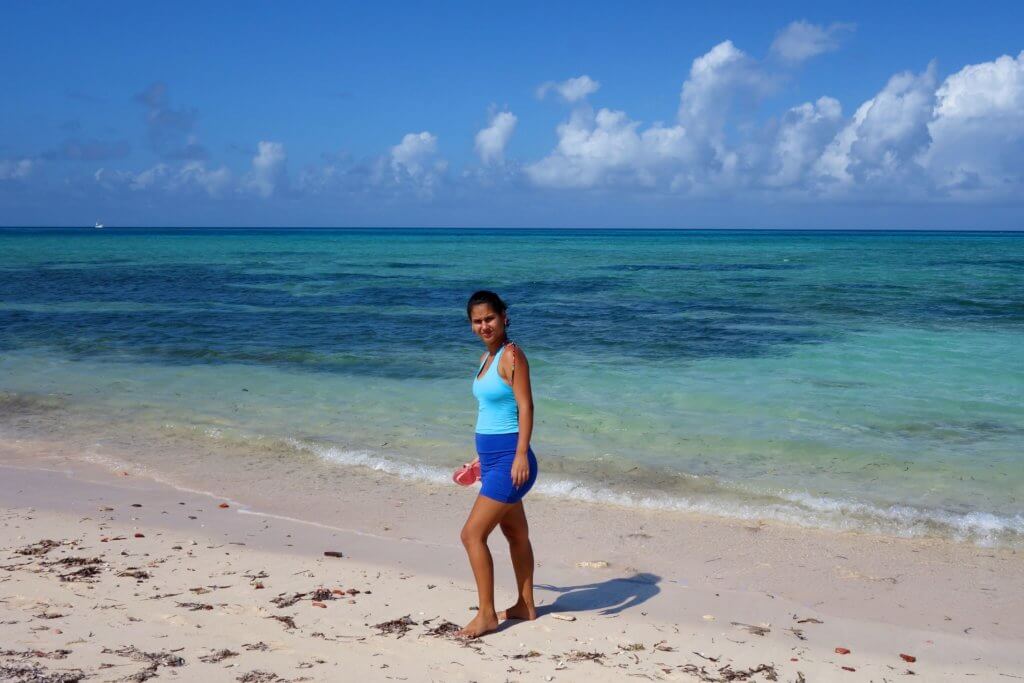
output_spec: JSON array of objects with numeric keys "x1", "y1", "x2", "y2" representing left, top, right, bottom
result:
[{"x1": 1, "y1": 436, "x2": 1023, "y2": 681}]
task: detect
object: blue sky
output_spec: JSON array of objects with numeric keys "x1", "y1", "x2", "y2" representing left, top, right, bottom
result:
[{"x1": 2, "y1": 1, "x2": 1023, "y2": 228}]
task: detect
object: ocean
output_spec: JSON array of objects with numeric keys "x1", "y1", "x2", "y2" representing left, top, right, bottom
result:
[{"x1": 1, "y1": 227, "x2": 1022, "y2": 546}]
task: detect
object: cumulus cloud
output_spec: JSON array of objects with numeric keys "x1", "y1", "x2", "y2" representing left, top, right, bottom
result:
[
  {"x1": 526, "y1": 109, "x2": 690, "y2": 189},
  {"x1": 247, "y1": 141, "x2": 288, "y2": 198},
  {"x1": 679, "y1": 41, "x2": 772, "y2": 134},
  {"x1": 770, "y1": 20, "x2": 854, "y2": 64},
  {"x1": 54, "y1": 45, "x2": 1024, "y2": 210},
  {"x1": 386, "y1": 132, "x2": 447, "y2": 195},
  {"x1": 924, "y1": 51, "x2": 1024, "y2": 194},
  {"x1": 763, "y1": 97, "x2": 844, "y2": 187},
  {"x1": 475, "y1": 110, "x2": 518, "y2": 165},
  {"x1": 528, "y1": 41, "x2": 770, "y2": 190},
  {"x1": 0, "y1": 158, "x2": 35, "y2": 180},
  {"x1": 537, "y1": 75, "x2": 601, "y2": 103},
  {"x1": 814, "y1": 65, "x2": 936, "y2": 189},
  {"x1": 134, "y1": 82, "x2": 208, "y2": 160}
]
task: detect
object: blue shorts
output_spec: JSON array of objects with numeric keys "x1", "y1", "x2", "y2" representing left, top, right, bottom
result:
[{"x1": 475, "y1": 432, "x2": 538, "y2": 504}]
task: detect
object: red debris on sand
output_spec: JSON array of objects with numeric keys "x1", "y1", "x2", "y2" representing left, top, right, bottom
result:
[
  {"x1": 900, "y1": 654, "x2": 917, "y2": 663},
  {"x1": 331, "y1": 588, "x2": 345, "y2": 596},
  {"x1": 841, "y1": 666, "x2": 856, "y2": 672},
  {"x1": 218, "y1": 503, "x2": 230, "y2": 509},
  {"x1": 253, "y1": 582, "x2": 265, "y2": 590},
  {"x1": 835, "y1": 647, "x2": 851, "y2": 655},
  {"x1": 323, "y1": 551, "x2": 343, "y2": 558},
  {"x1": 100, "y1": 537, "x2": 110, "y2": 542},
  {"x1": 134, "y1": 533, "x2": 145, "y2": 538},
  {"x1": 312, "y1": 601, "x2": 326, "y2": 608}
]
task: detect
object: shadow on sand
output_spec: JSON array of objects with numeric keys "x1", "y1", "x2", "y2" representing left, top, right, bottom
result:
[{"x1": 534, "y1": 572, "x2": 662, "y2": 617}]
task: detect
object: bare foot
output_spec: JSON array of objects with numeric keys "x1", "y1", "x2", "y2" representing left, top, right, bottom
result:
[
  {"x1": 498, "y1": 599, "x2": 537, "y2": 621},
  {"x1": 456, "y1": 611, "x2": 499, "y2": 639}
]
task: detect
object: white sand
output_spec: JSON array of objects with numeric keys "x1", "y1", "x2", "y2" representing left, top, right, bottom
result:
[{"x1": 1, "y1": 439, "x2": 1022, "y2": 682}]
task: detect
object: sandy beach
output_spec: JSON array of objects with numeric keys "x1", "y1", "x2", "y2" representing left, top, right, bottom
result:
[{"x1": 2, "y1": 437, "x2": 1022, "y2": 682}]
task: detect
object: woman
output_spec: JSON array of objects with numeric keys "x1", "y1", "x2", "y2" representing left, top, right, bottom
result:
[{"x1": 457, "y1": 290, "x2": 539, "y2": 638}]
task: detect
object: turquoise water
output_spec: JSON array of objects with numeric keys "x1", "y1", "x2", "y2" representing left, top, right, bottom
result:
[{"x1": 1, "y1": 228, "x2": 1022, "y2": 545}]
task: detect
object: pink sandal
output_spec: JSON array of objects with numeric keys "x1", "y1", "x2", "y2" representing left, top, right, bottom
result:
[{"x1": 453, "y1": 461, "x2": 481, "y2": 486}]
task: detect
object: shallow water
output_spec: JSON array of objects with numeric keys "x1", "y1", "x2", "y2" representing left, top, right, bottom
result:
[{"x1": 1, "y1": 228, "x2": 1022, "y2": 545}]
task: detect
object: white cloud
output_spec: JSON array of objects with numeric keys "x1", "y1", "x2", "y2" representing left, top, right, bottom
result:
[
  {"x1": 537, "y1": 75, "x2": 601, "y2": 103},
  {"x1": 770, "y1": 21, "x2": 854, "y2": 64},
  {"x1": 763, "y1": 97, "x2": 844, "y2": 187},
  {"x1": 924, "y1": 51, "x2": 1024, "y2": 194},
  {"x1": 391, "y1": 132, "x2": 440, "y2": 176},
  {"x1": 526, "y1": 108, "x2": 689, "y2": 189},
  {"x1": 173, "y1": 161, "x2": 232, "y2": 197},
  {"x1": 93, "y1": 161, "x2": 231, "y2": 197},
  {"x1": 0, "y1": 158, "x2": 35, "y2": 180},
  {"x1": 475, "y1": 110, "x2": 518, "y2": 165},
  {"x1": 814, "y1": 66, "x2": 936, "y2": 189},
  {"x1": 387, "y1": 131, "x2": 447, "y2": 196},
  {"x1": 527, "y1": 41, "x2": 770, "y2": 190},
  {"x1": 248, "y1": 141, "x2": 287, "y2": 198},
  {"x1": 678, "y1": 40, "x2": 774, "y2": 161},
  {"x1": 130, "y1": 163, "x2": 169, "y2": 190}
]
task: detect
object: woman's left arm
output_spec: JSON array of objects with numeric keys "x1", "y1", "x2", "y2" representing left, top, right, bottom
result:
[{"x1": 505, "y1": 344, "x2": 534, "y2": 488}]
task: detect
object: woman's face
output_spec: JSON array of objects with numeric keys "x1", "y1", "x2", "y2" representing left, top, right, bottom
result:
[{"x1": 469, "y1": 303, "x2": 506, "y2": 344}]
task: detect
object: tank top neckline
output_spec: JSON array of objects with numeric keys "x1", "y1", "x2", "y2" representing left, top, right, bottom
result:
[{"x1": 474, "y1": 343, "x2": 507, "y2": 382}]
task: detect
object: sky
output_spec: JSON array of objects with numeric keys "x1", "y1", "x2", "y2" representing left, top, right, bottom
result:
[{"x1": 1, "y1": 1, "x2": 1023, "y2": 229}]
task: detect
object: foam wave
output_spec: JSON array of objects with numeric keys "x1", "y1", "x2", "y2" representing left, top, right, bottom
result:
[{"x1": 290, "y1": 438, "x2": 1024, "y2": 547}]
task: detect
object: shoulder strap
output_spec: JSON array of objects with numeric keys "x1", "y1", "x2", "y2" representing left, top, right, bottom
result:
[{"x1": 506, "y1": 341, "x2": 517, "y2": 384}]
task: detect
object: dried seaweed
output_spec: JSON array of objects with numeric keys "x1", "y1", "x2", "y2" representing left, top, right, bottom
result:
[
  {"x1": 423, "y1": 620, "x2": 461, "y2": 638},
  {"x1": 236, "y1": 672, "x2": 280, "y2": 683},
  {"x1": 565, "y1": 650, "x2": 605, "y2": 663},
  {"x1": 15, "y1": 539, "x2": 62, "y2": 556},
  {"x1": 266, "y1": 615, "x2": 297, "y2": 630},
  {"x1": 309, "y1": 588, "x2": 333, "y2": 601},
  {"x1": 0, "y1": 649, "x2": 71, "y2": 660},
  {"x1": 58, "y1": 566, "x2": 102, "y2": 582},
  {"x1": 199, "y1": 649, "x2": 238, "y2": 663},
  {"x1": 242, "y1": 642, "x2": 270, "y2": 651},
  {"x1": 270, "y1": 592, "x2": 306, "y2": 608},
  {"x1": 101, "y1": 645, "x2": 185, "y2": 682},
  {"x1": 175, "y1": 601, "x2": 214, "y2": 611},
  {"x1": 0, "y1": 662, "x2": 85, "y2": 682},
  {"x1": 41, "y1": 556, "x2": 103, "y2": 568},
  {"x1": 117, "y1": 569, "x2": 151, "y2": 580},
  {"x1": 730, "y1": 622, "x2": 770, "y2": 636},
  {"x1": 373, "y1": 615, "x2": 417, "y2": 638},
  {"x1": 679, "y1": 663, "x2": 779, "y2": 682}
]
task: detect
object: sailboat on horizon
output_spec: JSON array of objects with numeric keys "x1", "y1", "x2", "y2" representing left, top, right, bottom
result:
[{"x1": 94, "y1": 221, "x2": 104, "y2": 229}]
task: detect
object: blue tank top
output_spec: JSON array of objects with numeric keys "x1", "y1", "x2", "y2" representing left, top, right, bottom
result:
[{"x1": 472, "y1": 345, "x2": 519, "y2": 434}]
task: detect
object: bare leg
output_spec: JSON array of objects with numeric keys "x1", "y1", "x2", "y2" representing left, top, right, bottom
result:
[
  {"x1": 497, "y1": 501, "x2": 537, "y2": 621},
  {"x1": 457, "y1": 494, "x2": 512, "y2": 638}
]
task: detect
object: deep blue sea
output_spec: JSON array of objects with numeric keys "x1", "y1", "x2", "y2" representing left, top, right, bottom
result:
[{"x1": 1, "y1": 228, "x2": 1022, "y2": 545}]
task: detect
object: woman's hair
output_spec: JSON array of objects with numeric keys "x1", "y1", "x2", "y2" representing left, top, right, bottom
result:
[{"x1": 466, "y1": 290, "x2": 508, "y2": 320}]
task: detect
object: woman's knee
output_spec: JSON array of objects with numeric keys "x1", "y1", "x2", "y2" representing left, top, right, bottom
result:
[{"x1": 461, "y1": 524, "x2": 486, "y2": 548}]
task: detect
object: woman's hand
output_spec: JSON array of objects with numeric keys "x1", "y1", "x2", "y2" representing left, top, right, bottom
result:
[{"x1": 511, "y1": 453, "x2": 529, "y2": 488}]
